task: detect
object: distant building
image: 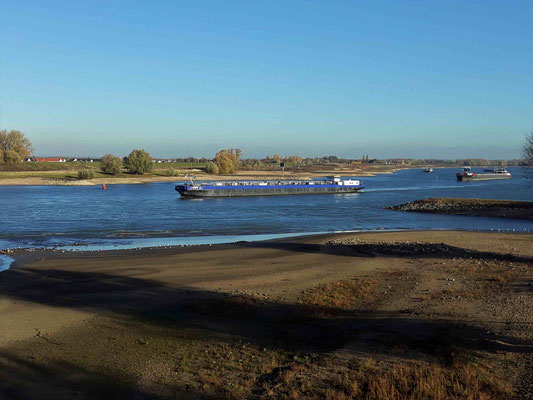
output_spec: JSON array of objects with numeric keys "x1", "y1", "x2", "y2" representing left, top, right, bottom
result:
[
  {"x1": 391, "y1": 159, "x2": 405, "y2": 165},
  {"x1": 346, "y1": 161, "x2": 361, "y2": 168},
  {"x1": 35, "y1": 157, "x2": 67, "y2": 162}
]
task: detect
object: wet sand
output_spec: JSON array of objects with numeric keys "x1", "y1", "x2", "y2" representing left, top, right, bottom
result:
[{"x1": 1, "y1": 230, "x2": 532, "y2": 399}]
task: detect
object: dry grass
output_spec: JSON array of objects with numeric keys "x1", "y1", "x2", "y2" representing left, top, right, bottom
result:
[
  {"x1": 258, "y1": 357, "x2": 515, "y2": 400},
  {"x1": 300, "y1": 279, "x2": 378, "y2": 310},
  {"x1": 438, "y1": 288, "x2": 478, "y2": 299},
  {"x1": 486, "y1": 273, "x2": 510, "y2": 283},
  {"x1": 293, "y1": 279, "x2": 378, "y2": 319}
]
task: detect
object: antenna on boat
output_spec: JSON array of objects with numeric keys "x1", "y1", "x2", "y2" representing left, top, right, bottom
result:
[{"x1": 185, "y1": 174, "x2": 195, "y2": 185}]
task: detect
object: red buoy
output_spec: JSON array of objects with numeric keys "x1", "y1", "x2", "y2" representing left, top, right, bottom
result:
[{"x1": 102, "y1": 184, "x2": 107, "y2": 190}]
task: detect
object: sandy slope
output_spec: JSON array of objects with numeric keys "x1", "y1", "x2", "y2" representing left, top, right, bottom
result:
[{"x1": 1, "y1": 231, "x2": 532, "y2": 399}]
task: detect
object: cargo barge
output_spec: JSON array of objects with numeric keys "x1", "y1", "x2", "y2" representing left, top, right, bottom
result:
[
  {"x1": 175, "y1": 176, "x2": 364, "y2": 198},
  {"x1": 456, "y1": 168, "x2": 511, "y2": 182}
]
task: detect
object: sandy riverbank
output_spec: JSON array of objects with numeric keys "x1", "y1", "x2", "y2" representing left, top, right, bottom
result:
[
  {"x1": 1, "y1": 230, "x2": 532, "y2": 399},
  {"x1": 0, "y1": 167, "x2": 406, "y2": 186}
]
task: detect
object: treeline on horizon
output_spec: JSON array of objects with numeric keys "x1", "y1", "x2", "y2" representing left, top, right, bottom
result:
[
  {"x1": 169, "y1": 155, "x2": 526, "y2": 167},
  {"x1": 2, "y1": 129, "x2": 532, "y2": 178}
]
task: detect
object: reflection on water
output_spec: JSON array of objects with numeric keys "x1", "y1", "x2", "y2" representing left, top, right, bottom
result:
[{"x1": 0, "y1": 167, "x2": 531, "y2": 251}]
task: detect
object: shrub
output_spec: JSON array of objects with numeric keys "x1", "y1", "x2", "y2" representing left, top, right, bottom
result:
[
  {"x1": 100, "y1": 154, "x2": 123, "y2": 175},
  {"x1": 124, "y1": 149, "x2": 153, "y2": 174},
  {"x1": 165, "y1": 168, "x2": 179, "y2": 176},
  {"x1": 78, "y1": 169, "x2": 95, "y2": 179},
  {"x1": 205, "y1": 162, "x2": 219, "y2": 174}
]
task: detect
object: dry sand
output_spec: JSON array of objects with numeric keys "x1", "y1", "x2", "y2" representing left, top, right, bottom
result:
[
  {"x1": 0, "y1": 167, "x2": 405, "y2": 186},
  {"x1": 1, "y1": 231, "x2": 532, "y2": 399}
]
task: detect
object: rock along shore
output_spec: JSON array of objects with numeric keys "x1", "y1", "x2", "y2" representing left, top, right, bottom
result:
[{"x1": 385, "y1": 197, "x2": 533, "y2": 220}]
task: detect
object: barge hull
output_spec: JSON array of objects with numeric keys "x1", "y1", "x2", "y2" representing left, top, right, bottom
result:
[
  {"x1": 178, "y1": 186, "x2": 364, "y2": 197},
  {"x1": 456, "y1": 174, "x2": 512, "y2": 182}
]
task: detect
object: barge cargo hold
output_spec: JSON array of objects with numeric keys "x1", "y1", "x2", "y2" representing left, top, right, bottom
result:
[{"x1": 175, "y1": 176, "x2": 364, "y2": 198}]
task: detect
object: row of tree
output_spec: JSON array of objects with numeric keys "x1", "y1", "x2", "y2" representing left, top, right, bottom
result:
[
  {"x1": 3, "y1": 129, "x2": 533, "y2": 170},
  {"x1": 100, "y1": 150, "x2": 153, "y2": 175}
]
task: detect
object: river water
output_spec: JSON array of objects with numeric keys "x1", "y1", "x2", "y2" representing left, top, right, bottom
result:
[{"x1": 0, "y1": 167, "x2": 531, "y2": 253}]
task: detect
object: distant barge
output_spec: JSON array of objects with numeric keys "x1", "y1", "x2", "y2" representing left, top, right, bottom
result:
[
  {"x1": 175, "y1": 176, "x2": 364, "y2": 198},
  {"x1": 456, "y1": 168, "x2": 512, "y2": 182}
]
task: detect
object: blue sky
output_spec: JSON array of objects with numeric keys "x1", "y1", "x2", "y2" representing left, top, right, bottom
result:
[{"x1": 1, "y1": 0, "x2": 532, "y2": 159}]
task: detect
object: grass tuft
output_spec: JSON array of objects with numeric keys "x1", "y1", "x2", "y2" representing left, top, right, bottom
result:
[{"x1": 298, "y1": 279, "x2": 378, "y2": 317}]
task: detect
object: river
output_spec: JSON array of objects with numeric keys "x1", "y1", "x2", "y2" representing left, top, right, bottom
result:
[{"x1": 0, "y1": 167, "x2": 531, "y2": 253}]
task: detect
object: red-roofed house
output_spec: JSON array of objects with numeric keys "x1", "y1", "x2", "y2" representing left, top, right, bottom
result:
[{"x1": 35, "y1": 157, "x2": 67, "y2": 162}]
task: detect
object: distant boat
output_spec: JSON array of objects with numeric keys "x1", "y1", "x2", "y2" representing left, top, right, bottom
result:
[
  {"x1": 423, "y1": 167, "x2": 434, "y2": 173},
  {"x1": 456, "y1": 168, "x2": 511, "y2": 181}
]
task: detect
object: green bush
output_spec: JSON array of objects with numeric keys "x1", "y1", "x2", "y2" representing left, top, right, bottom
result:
[
  {"x1": 205, "y1": 161, "x2": 219, "y2": 174},
  {"x1": 78, "y1": 169, "x2": 95, "y2": 179},
  {"x1": 100, "y1": 154, "x2": 123, "y2": 175},
  {"x1": 124, "y1": 149, "x2": 153, "y2": 174},
  {"x1": 165, "y1": 168, "x2": 179, "y2": 176}
]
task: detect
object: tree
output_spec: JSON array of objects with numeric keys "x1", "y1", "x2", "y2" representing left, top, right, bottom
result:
[
  {"x1": 0, "y1": 130, "x2": 33, "y2": 164},
  {"x1": 5, "y1": 150, "x2": 21, "y2": 164},
  {"x1": 286, "y1": 155, "x2": 302, "y2": 163},
  {"x1": 214, "y1": 149, "x2": 240, "y2": 174},
  {"x1": 124, "y1": 149, "x2": 153, "y2": 174},
  {"x1": 522, "y1": 131, "x2": 533, "y2": 165},
  {"x1": 272, "y1": 154, "x2": 282, "y2": 163},
  {"x1": 100, "y1": 154, "x2": 123, "y2": 175}
]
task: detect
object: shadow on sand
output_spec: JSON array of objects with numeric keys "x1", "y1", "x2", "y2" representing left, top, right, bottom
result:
[
  {"x1": 238, "y1": 240, "x2": 533, "y2": 262},
  {"x1": 1, "y1": 241, "x2": 532, "y2": 399}
]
